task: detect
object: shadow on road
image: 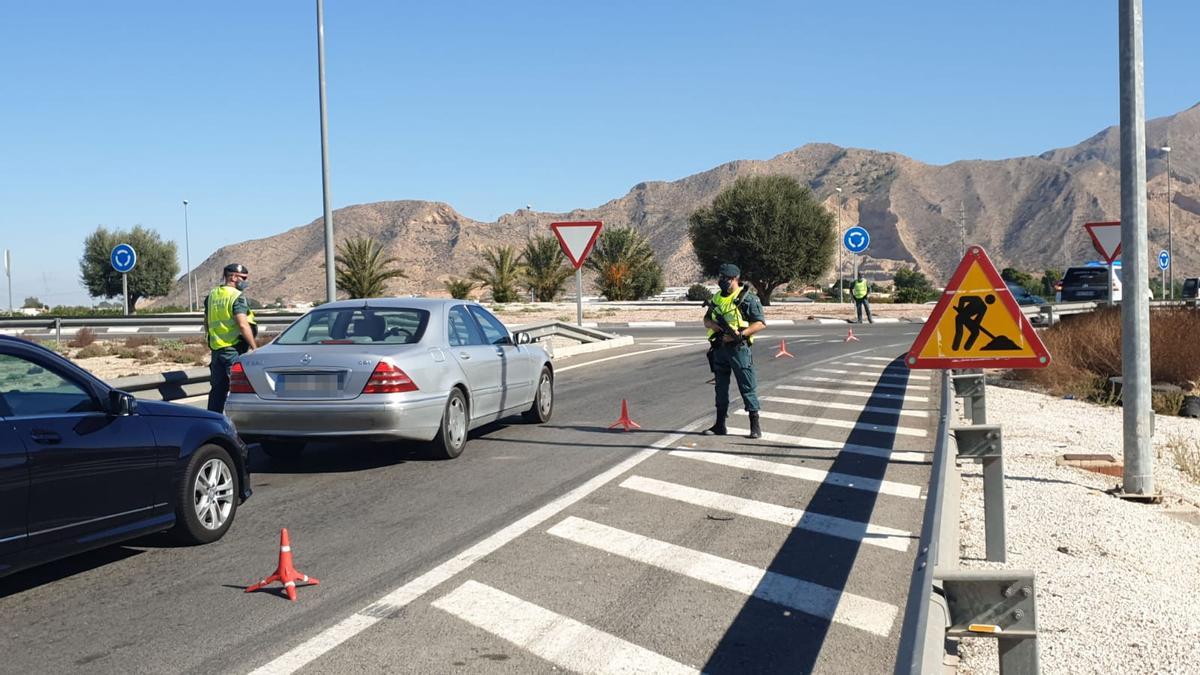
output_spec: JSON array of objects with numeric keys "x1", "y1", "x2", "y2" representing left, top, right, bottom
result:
[{"x1": 0, "y1": 546, "x2": 144, "y2": 599}]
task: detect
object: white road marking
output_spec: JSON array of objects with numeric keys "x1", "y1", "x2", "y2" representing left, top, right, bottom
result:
[
  {"x1": 432, "y1": 580, "x2": 697, "y2": 675},
  {"x1": 547, "y1": 517, "x2": 898, "y2": 636},
  {"x1": 167, "y1": 326, "x2": 201, "y2": 333},
  {"x1": 795, "y1": 376, "x2": 912, "y2": 391},
  {"x1": 777, "y1": 384, "x2": 928, "y2": 403},
  {"x1": 105, "y1": 326, "x2": 140, "y2": 334},
  {"x1": 760, "y1": 395, "x2": 928, "y2": 419},
  {"x1": 739, "y1": 410, "x2": 928, "y2": 438},
  {"x1": 722, "y1": 426, "x2": 929, "y2": 463},
  {"x1": 861, "y1": 356, "x2": 900, "y2": 362},
  {"x1": 669, "y1": 450, "x2": 923, "y2": 499},
  {"x1": 828, "y1": 361, "x2": 903, "y2": 370},
  {"x1": 815, "y1": 318, "x2": 848, "y2": 325},
  {"x1": 555, "y1": 343, "x2": 699, "y2": 373},
  {"x1": 627, "y1": 321, "x2": 677, "y2": 328},
  {"x1": 813, "y1": 367, "x2": 929, "y2": 382},
  {"x1": 620, "y1": 476, "x2": 913, "y2": 551}
]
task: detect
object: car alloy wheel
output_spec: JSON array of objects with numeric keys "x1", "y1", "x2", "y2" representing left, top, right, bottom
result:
[
  {"x1": 193, "y1": 457, "x2": 234, "y2": 531},
  {"x1": 537, "y1": 372, "x2": 552, "y2": 417},
  {"x1": 447, "y1": 394, "x2": 467, "y2": 450}
]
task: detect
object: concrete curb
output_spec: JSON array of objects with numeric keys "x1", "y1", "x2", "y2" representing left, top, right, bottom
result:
[{"x1": 545, "y1": 335, "x2": 636, "y2": 360}]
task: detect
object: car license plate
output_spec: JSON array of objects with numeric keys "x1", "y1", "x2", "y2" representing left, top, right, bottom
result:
[{"x1": 278, "y1": 373, "x2": 338, "y2": 393}]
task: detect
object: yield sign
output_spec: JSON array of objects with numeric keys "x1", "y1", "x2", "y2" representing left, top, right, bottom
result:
[
  {"x1": 550, "y1": 221, "x2": 603, "y2": 270},
  {"x1": 1084, "y1": 221, "x2": 1122, "y2": 264},
  {"x1": 906, "y1": 246, "x2": 1050, "y2": 370}
]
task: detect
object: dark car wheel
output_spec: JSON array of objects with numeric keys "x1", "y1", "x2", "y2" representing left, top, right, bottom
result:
[
  {"x1": 522, "y1": 366, "x2": 553, "y2": 423},
  {"x1": 172, "y1": 444, "x2": 239, "y2": 545},
  {"x1": 429, "y1": 388, "x2": 468, "y2": 460},
  {"x1": 260, "y1": 440, "x2": 305, "y2": 461}
]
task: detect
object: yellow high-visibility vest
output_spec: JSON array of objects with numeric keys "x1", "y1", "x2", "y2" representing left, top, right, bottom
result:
[
  {"x1": 705, "y1": 291, "x2": 753, "y2": 344},
  {"x1": 206, "y1": 286, "x2": 254, "y2": 350},
  {"x1": 852, "y1": 279, "x2": 869, "y2": 300}
]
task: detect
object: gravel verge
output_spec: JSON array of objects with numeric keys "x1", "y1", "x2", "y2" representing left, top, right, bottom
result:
[{"x1": 955, "y1": 384, "x2": 1200, "y2": 674}]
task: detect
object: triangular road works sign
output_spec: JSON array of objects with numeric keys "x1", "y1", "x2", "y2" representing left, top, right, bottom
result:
[
  {"x1": 550, "y1": 221, "x2": 603, "y2": 269},
  {"x1": 1084, "y1": 221, "x2": 1122, "y2": 263},
  {"x1": 906, "y1": 246, "x2": 1050, "y2": 370}
]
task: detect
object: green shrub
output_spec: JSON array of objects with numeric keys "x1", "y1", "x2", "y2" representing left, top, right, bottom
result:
[
  {"x1": 686, "y1": 284, "x2": 713, "y2": 302},
  {"x1": 75, "y1": 343, "x2": 108, "y2": 359}
]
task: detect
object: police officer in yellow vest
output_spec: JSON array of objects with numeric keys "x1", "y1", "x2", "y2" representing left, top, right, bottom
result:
[
  {"x1": 852, "y1": 274, "x2": 873, "y2": 324},
  {"x1": 205, "y1": 263, "x2": 257, "y2": 413},
  {"x1": 703, "y1": 263, "x2": 767, "y2": 438}
]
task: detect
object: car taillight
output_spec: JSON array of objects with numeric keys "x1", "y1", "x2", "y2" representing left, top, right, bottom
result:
[
  {"x1": 361, "y1": 361, "x2": 418, "y2": 394},
  {"x1": 229, "y1": 362, "x2": 256, "y2": 394}
]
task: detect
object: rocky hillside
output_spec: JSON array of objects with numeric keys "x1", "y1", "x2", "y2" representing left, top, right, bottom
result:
[{"x1": 160, "y1": 102, "x2": 1200, "y2": 305}]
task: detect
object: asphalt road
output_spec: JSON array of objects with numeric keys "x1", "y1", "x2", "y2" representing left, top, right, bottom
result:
[{"x1": 0, "y1": 323, "x2": 932, "y2": 674}]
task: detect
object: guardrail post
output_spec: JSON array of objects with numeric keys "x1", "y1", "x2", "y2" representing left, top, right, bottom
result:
[
  {"x1": 54, "y1": 318, "x2": 62, "y2": 348},
  {"x1": 954, "y1": 425, "x2": 1006, "y2": 562},
  {"x1": 951, "y1": 370, "x2": 987, "y2": 425},
  {"x1": 938, "y1": 569, "x2": 1039, "y2": 675}
]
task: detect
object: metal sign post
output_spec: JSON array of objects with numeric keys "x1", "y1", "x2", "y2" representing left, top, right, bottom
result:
[
  {"x1": 4, "y1": 249, "x2": 11, "y2": 316},
  {"x1": 550, "y1": 221, "x2": 603, "y2": 327},
  {"x1": 110, "y1": 244, "x2": 138, "y2": 316}
]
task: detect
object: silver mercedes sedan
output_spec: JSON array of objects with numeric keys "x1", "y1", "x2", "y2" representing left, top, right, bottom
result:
[{"x1": 224, "y1": 298, "x2": 553, "y2": 460}]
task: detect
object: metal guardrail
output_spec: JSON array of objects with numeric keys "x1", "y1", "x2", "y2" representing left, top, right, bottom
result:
[
  {"x1": 896, "y1": 370, "x2": 1040, "y2": 675},
  {"x1": 511, "y1": 321, "x2": 622, "y2": 344}
]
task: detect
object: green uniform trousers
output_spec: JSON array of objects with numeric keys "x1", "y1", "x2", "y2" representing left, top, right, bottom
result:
[{"x1": 712, "y1": 342, "x2": 760, "y2": 412}]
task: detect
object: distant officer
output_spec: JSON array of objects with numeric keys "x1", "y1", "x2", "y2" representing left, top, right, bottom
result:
[
  {"x1": 205, "y1": 263, "x2": 257, "y2": 413},
  {"x1": 703, "y1": 263, "x2": 767, "y2": 438},
  {"x1": 852, "y1": 274, "x2": 874, "y2": 324}
]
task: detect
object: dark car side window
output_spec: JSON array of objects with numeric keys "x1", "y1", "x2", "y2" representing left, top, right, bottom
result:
[
  {"x1": 448, "y1": 306, "x2": 485, "y2": 347},
  {"x1": 0, "y1": 353, "x2": 100, "y2": 417},
  {"x1": 468, "y1": 306, "x2": 512, "y2": 346}
]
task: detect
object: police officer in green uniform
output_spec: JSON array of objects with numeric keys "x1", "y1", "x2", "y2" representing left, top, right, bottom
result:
[
  {"x1": 703, "y1": 263, "x2": 767, "y2": 438},
  {"x1": 852, "y1": 274, "x2": 873, "y2": 324},
  {"x1": 205, "y1": 263, "x2": 257, "y2": 413}
]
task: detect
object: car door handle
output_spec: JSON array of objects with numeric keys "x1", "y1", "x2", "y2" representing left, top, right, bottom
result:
[
  {"x1": 30, "y1": 429, "x2": 61, "y2": 445},
  {"x1": 458, "y1": 352, "x2": 471, "y2": 360}
]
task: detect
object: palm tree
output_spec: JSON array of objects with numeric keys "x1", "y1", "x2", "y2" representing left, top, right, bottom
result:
[
  {"x1": 334, "y1": 237, "x2": 406, "y2": 299},
  {"x1": 443, "y1": 278, "x2": 475, "y2": 300},
  {"x1": 521, "y1": 235, "x2": 573, "y2": 302},
  {"x1": 584, "y1": 226, "x2": 664, "y2": 301},
  {"x1": 469, "y1": 245, "x2": 524, "y2": 303}
]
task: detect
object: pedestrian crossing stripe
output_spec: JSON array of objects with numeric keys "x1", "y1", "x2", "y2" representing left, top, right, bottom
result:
[{"x1": 906, "y1": 246, "x2": 1050, "y2": 369}]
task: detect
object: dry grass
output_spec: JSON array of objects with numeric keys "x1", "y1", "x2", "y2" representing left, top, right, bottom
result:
[
  {"x1": 123, "y1": 334, "x2": 158, "y2": 348},
  {"x1": 75, "y1": 343, "x2": 107, "y2": 359},
  {"x1": 1165, "y1": 435, "x2": 1200, "y2": 484},
  {"x1": 68, "y1": 327, "x2": 96, "y2": 348},
  {"x1": 1016, "y1": 308, "x2": 1200, "y2": 404}
]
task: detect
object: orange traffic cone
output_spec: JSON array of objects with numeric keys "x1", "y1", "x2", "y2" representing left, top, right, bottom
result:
[
  {"x1": 845, "y1": 328, "x2": 860, "y2": 342},
  {"x1": 774, "y1": 339, "x2": 794, "y2": 358},
  {"x1": 608, "y1": 399, "x2": 642, "y2": 431},
  {"x1": 245, "y1": 528, "x2": 319, "y2": 602}
]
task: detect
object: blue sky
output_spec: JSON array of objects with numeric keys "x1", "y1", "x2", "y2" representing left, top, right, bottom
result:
[{"x1": 2, "y1": 1, "x2": 1197, "y2": 305}]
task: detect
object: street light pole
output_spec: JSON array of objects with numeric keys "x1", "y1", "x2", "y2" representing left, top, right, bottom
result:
[
  {"x1": 183, "y1": 199, "x2": 194, "y2": 311},
  {"x1": 835, "y1": 187, "x2": 843, "y2": 303},
  {"x1": 316, "y1": 0, "x2": 336, "y2": 303},
  {"x1": 1118, "y1": 0, "x2": 1154, "y2": 497},
  {"x1": 1163, "y1": 145, "x2": 1173, "y2": 299}
]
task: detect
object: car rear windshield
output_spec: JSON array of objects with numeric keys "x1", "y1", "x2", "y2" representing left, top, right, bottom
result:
[
  {"x1": 1063, "y1": 268, "x2": 1109, "y2": 285},
  {"x1": 276, "y1": 307, "x2": 429, "y2": 345}
]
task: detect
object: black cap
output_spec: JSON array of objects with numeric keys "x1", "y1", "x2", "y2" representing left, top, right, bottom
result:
[
  {"x1": 717, "y1": 263, "x2": 740, "y2": 278},
  {"x1": 223, "y1": 263, "x2": 248, "y2": 275}
]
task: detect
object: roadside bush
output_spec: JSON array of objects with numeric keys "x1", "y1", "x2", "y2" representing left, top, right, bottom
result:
[
  {"x1": 1013, "y1": 308, "x2": 1200, "y2": 408},
  {"x1": 75, "y1": 343, "x2": 107, "y2": 359},
  {"x1": 158, "y1": 339, "x2": 186, "y2": 353},
  {"x1": 68, "y1": 327, "x2": 96, "y2": 348},
  {"x1": 686, "y1": 284, "x2": 713, "y2": 302},
  {"x1": 124, "y1": 334, "x2": 157, "y2": 348}
]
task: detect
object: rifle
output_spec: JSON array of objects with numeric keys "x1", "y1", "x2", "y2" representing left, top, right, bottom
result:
[{"x1": 702, "y1": 287, "x2": 750, "y2": 372}]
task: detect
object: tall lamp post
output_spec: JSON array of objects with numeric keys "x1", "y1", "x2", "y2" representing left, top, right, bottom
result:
[
  {"x1": 182, "y1": 199, "x2": 194, "y2": 311},
  {"x1": 317, "y1": 0, "x2": 336, "y2": 303},
  {"x1": 1162, "y1": 145, "x2": 1172, "y2": 299},
  {"x1": 835, "y1": 187, "x2": 843, "y2": 303}
]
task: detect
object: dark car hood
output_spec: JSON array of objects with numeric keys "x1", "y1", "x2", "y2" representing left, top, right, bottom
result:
[{"x1": 135, "y1": 399, "x2": 225, "y2": 420}]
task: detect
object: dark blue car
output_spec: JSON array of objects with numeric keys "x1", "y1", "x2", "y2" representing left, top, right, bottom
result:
[{"x1": 0, "y1": 336, "x2": 251, "y2": 578}]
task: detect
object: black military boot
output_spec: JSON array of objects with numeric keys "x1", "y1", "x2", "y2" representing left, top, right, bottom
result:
[
  {"x1": 748, "y1": 411, "x2": 762, "y2": 439},
  {"x1": 703, "y1": 409, "x2": 728, "y2": 436}
]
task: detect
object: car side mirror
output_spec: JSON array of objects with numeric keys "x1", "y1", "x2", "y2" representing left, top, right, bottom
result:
[
  {"x1": 514, "y1": 332, "x2": 532, "y2": 345},
  {"x1": 108, "y1": 389, "x2": 137, "y2": 416}
]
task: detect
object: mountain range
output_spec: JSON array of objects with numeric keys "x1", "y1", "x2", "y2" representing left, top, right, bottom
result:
[{"x1": 161, "y1": 102, "x2": 1200, "y2": 305}]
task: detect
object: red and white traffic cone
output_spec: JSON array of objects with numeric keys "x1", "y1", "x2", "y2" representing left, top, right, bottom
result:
[
  {"x1": 844, "y1": 328, "x2": 860, "y2": 342},
  {"x1": 774, "y1": 339, "x2": 794, "y2": 358},
  {"x1": 245, "y1": 528, "x2": 319, "y2": 602},
  {"x1": 607, "y1": 399, "x2": 642, "y2": 431}
]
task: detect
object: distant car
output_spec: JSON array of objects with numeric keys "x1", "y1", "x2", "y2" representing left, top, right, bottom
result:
[
  {"x1": 1006, "y1": 282, "x2": 1046, "y2": 306},
  {"x1": 225, "y1": 299, "x2": 554, "y2": 460},
  {"x1": 1183, "y1": 277, "x2": 1199, "y2": 300},
  {"x1": 0, "y1": 336, "x2": 251, "y2": 578},
  {"x1": 1058, "y1": 265, "x2": 1151, "y2": 303}
]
